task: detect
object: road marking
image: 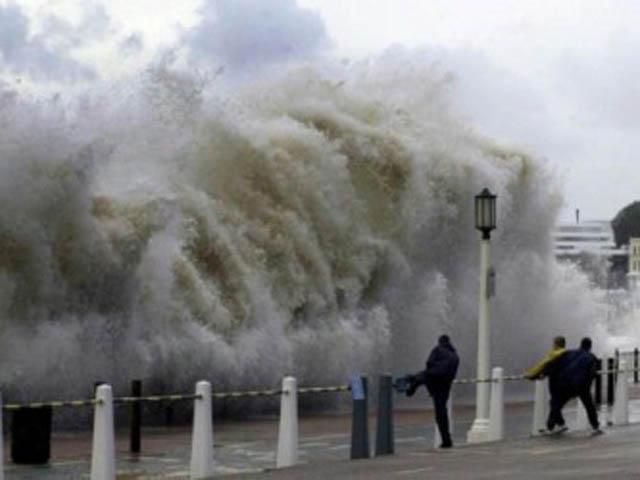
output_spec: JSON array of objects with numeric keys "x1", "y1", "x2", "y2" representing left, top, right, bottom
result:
[
  {"x1": 395, "y1": 436, "x2": 427, "y2": 443},
  {"x1": 396, "y1": 467, "x2": 434, "y2": 475},
  {"x1": 530, "y1": 444, "x2": 585, "y2": 455},
  {"x1": 301, "y1": 433, "x2": 350, "y2": 441},
  {"x1": 300, "y1": 441, "x2": 331, "y2": 447},
  {"x1": 327, "y1": 444, "x2": 350, "y2": 451}
]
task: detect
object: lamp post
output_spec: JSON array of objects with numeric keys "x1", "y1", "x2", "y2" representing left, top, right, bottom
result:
[{"x1": 467, "y1": 188, "x2": 497, "y2": 444}]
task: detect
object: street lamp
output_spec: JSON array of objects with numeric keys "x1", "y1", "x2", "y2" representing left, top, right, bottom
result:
[{"x1": 467, "y1": 188, "x2": 497, "y2": 443}]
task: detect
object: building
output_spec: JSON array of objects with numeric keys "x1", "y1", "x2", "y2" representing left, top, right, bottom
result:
[
  {"x1": 553, "y1": 220, "x2": 627, "y2": 258},
  {"x1": 627, "y1": 238, "x2": 640, "y2": 291},
  {"x1": 553, "y1": 218, "x2": 629, "y2": 290}
]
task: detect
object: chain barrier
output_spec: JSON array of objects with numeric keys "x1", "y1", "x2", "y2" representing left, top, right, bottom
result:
[
  {"x1": 213, "y1": 389, "x2": 281, "y2": 399},
  {"x1": 114, "y1": 394, "x2": 202, "y2": 404},
  {"x1": 1, "y1": 384, "x2": 351, "y2": 410},
  {"x1": 450, "y1": 367, "x2": 640, "y2": 386},
  {"x1": 3, "y1": 399, "x2": 98, "y2": 411},
  {"x1": 5, "y1": 367, "x2": 637, "y2": 410},
  {"x1": 454, "y1": 377, "x2": 494, "y2": 385},
  {"x1": 298, "y1": 385, "x2": 350, "y2": 394}
]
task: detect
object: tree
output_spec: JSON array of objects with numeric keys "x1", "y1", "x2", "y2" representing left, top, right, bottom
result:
[{"x1": 612, "y1": 201, "x2": 640, "y2": 247}]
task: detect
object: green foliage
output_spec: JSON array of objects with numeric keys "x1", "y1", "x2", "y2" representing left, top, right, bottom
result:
[{"x1": 612, "y1": 201, "x2": 640, "y2": 246}]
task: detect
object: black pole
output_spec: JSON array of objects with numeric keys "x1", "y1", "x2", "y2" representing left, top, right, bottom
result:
[
  {"x1": 165, "y1": 404, "x2": 174, "y2": 426},
  {"x1": 350, "y1": 376, "x2": 370, "y2": 460},
  {"x1": 634, "y1": 348, "x2": 639, "y2": 384},
  {"x1": 595, "y1": 358, "x2": 602, "y2": 405},
  {"x1": 130, "y1": 379, "x2": 142, "y2": 453},
  {"x1": 607, "y1": 357, "x2": 615, "y2": 405},
  {"x1": 375, "y1": 375, "x2": 394, "y2": 456}
]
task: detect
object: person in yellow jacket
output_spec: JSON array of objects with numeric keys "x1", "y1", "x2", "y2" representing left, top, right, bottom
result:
[
  {"x1": 525, "y1": 336, "x2": 569, "y2": 433},
  {"x1": 525, "y1": 336, "x2": 567, "y2": 380}
]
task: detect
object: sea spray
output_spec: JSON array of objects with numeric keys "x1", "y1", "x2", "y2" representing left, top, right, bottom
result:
[{"x1": 0, "y1": 59, "x2": 605, "y2": 400}]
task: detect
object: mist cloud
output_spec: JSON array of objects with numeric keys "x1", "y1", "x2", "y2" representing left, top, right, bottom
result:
[
  {"x1": 120, "y1": 34, "x2": 144, "y2": 56},
  {"x1": 186, "y1": 0, "x2": 329, "y2": 73},
  {"x1": 0, "y1": 3, "x2": 105, "y2": 82}
]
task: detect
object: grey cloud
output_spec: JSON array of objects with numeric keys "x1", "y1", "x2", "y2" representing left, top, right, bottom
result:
[
  {"x1": 0, "y1": 3, "x2": 101, "y2": 82},
  {"x1": 551, "y1": 35, "x2": 640, "y2": 131},
  {"x1": 41, "y1": 4, "x2": 111, "y2": 49},
  {"x1": 120, "y1": 34, "x2": 144, "y2": 55},
  {"x1": 186, "y1": 0, "x2": 329, "y2": 72}
]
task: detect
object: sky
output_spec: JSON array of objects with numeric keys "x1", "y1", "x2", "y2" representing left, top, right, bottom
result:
[{"x1": 1, "y1": 0, "x2": 638, "y2": 221}]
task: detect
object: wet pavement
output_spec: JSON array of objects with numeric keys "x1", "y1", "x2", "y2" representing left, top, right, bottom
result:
[
  {"x1": 3, "y1": 390, "x2": 640, "y2": 478},
  {"x1": 236, "y1": 425, "x2": 640, "y2": 480}
]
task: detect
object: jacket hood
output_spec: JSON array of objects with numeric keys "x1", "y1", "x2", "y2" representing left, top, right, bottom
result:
[{"x1": 438, "y1": 335, "x2": 456, "y2": 352}]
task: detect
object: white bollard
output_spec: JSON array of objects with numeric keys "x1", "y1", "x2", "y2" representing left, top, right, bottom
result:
[
  {"x1": 600, "y1": 361, "x2": 609, "y2": 426},
  {"x1": 433, "y1": 390, "x2": 453, "y2": 448},
  {"x1": 488, "y1": 367, "x2": 504, "y2": 441},
  {"x1": 613, "y1": 360, "x2": 629, "y2": 425},
  {"x1": 531, "y1": 379, "x2": 548, "y2": 435},
  {"x1": 276, "y1": 376, "x2": 298, "y2": 468},
  {"x1": 190, "y1": 381, "x2": 215, "y2": 479},
  {"x1": 0, "y1": 392, "x2": 4, "y2": 480},
  {"x1": 90, "y1": 385, "x2": 116, "y2": 480},
  {"x1": 574, "y1": 398, "x2": 588, "y2": 430}
]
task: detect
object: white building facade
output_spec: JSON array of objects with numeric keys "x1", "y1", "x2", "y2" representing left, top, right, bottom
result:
[
  {"x1": 627, "y1": 237, "x2": 640, "y2": 291},
  {"x1": 553, "y1": 220, "x2": 627, "y2": 258}
]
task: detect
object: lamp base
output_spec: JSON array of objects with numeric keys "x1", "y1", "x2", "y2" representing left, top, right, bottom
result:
[{"x1": 466, "y1": 418, "x2": 492, "y2": 443}]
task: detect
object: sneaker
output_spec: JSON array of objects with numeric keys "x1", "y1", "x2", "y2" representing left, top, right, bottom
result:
[
  {"x1": 540, "y1": 425, "x2": 568, "y2": 435},
  {"x1": 591, "y1": 428, "x2": 604, "y2": 436},
  {"x1": 439, "y1": 442, "x2": 453, "y2": 449}
]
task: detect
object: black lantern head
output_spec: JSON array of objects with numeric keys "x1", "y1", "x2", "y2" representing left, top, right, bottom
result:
[{"x1": 475, "y1": 188, "x2": 497, "y2": 239}]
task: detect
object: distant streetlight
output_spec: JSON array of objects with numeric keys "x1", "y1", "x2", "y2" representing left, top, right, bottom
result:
[{"x1": 467, "y1": 188, "x2": 497, "y2": 443}]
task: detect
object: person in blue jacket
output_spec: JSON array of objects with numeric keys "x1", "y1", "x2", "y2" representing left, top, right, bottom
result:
[
  {"x1": 545, "y1": 337, "x2": 602, "y2": 435},
  {"x1": 424, "y1": 335, "x2": 460, "y2": 448}
]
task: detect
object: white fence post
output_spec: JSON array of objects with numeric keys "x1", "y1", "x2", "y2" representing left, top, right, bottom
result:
[
  {"x1": 600, "y1": 358, "x2": 609, "y2": 426},
  {"x1": 488, "y1": 367, "x2": 504, "y2": 441},
  {"x1": 531, "y1": 379, "x2": 548, "y2": 435},
  {"x1": 190, "y1": 381, "x2": 214, "y2": 479},
  {"x1": 613, "y1": 360, "x2": 629, "y2": 425},
  {"x1": 90, "y1": 385, "x2": 116, "y2": 480},
  {"x1": 0, "y1": 392, "x2": 4, "y2": 480},
  {"x1": 276, "y1": 376, "x2": 298, "y2": 468},
  {"x1": 433, "y1": 389, "x2": 453, "y2": 448}
]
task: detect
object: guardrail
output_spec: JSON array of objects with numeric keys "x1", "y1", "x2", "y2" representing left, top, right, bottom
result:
[{"x1": 1, "y1": 356, "x2": 638, "y2": 479}]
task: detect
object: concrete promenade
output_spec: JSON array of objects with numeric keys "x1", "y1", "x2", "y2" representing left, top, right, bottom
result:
[
  {"x1": 237, "y1": 425, "x2": 640, "y2": 480},
  {"x1": 4, "y1": 394, "x2": 640, "y2": 478}
]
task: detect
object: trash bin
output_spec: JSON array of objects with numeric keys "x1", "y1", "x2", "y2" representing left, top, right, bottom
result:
[{"x1": 11, "y1": 406, "x2": 52, "y2": 464}]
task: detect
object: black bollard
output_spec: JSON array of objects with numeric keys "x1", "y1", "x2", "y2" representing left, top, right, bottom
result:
[
  {"x1": 11, "y1": 406, "x2": 52, "y2": 464},
  {"x1": 607, "y1": 357, "x2": 615, "y2": 405},
  {"x1": 130, "y1": 379, "x2": 142, "y2": 453},
  {"x1": 350, "y1": 375, "x2": 370, "y2": 460},
  {"x1": 375, "y1": 374, "x2": 394, "y2": 456},
  {"x1": 165, "y1": 404, "x2": 174, "y2": 426},
  {"x1": 634, "y1": 348, "x2": 639, "y2": 384},
  {"x1": 595, "y1": 358, "x2": 602, "y2": 405}
]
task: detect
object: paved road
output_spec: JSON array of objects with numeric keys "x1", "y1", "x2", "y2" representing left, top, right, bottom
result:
[
  {"x1": 232, "y1": 426, "x2": 640, "y2": 480},
  {"x1": 3, "y1": 392, "x2": 640, "y2": 478}
]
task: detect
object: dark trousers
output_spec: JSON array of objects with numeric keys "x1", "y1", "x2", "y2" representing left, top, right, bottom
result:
[
  {"x1": 547, "y1": 386, "x2": 599, "y2": 430},
  {"x1": 432, "y1": 391, "x2": 452, "y2": 445},
  {"x1": 577, "y1": 387, "x2": 599, "y2": 430},
  {"x1": 547, "y1": 389, "x2": 569, "y2": 430}
]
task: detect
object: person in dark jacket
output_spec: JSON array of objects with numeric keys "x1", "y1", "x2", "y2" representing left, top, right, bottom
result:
[
  {"x1": 558, "y1": 337, "x2": 601, "y2": 434},
  {"x1": 543, "y1": 337, "x2": 601, "y2": 434},
  {"x1": 424, "y1": 335, "x2": 460, "y2": 448},
  {"x1": 526, "y1": 336, "x2": 571, "y2": 433}
]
